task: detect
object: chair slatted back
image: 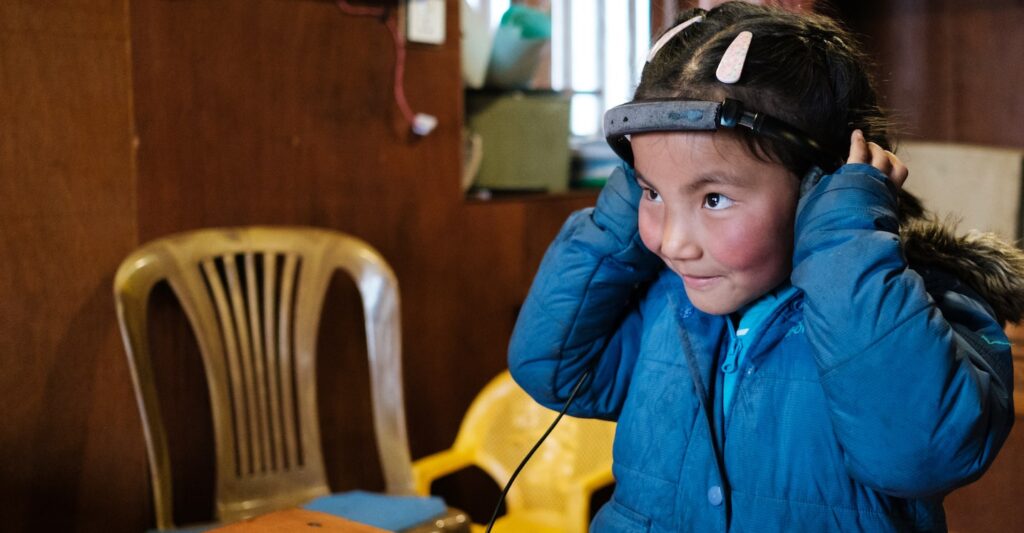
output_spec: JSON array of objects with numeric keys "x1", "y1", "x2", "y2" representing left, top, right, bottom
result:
[
  {"x1": 115, "y1": 227, "x2": 414, "y2": 530},
  {"x1": 198, "y1": 251, "x2": 308, "y2": 479}
]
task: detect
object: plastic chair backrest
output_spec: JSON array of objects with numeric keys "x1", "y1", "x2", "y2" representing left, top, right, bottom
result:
[
  {"x1": 114, "y1": 226, "x2": 414, "y2": 530},
  {"x1": 458, "y1": 372, "x2": 615, "y2": 532}
]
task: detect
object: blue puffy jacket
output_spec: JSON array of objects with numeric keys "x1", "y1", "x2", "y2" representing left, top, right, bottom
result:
[{"x1": 509, "y1": 164, "x2": 1017, "y2": 532}]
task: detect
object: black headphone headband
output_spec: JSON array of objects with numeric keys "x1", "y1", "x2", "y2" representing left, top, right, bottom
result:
[{"x1": 604, "y1": 98, "x2": 842, "y2": 171}]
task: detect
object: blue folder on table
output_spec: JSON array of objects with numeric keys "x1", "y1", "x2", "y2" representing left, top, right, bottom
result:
[{"x1": 303, "y1": 490, "x2": 448, "y2": 531}]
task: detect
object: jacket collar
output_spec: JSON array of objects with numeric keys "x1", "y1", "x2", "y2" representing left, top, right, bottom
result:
[{"x1": 903, "y1": 218, "x2": 1024, "y2": 325}]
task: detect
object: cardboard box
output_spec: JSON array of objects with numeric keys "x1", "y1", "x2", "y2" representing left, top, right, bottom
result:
[{"x1": 466, "y1": 91, "x2": 571, "y2": 192}]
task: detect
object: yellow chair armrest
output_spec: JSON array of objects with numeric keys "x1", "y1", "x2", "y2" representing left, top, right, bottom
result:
[
  {"x1": 563, "y1": 467, "x2": 615, "y2": 533},
  {"x1": 579, "y1": 466, "x2": 614, "y2": 493},
  {"x1": 411, "y1": 448, "x2": 475, "y2": 496}
]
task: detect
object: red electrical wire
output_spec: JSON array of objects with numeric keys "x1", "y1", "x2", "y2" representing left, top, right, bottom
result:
[
  {"x1": 336, "y1": 0, "x2": 416, "y2": 126},
  {"x1": 335, "y1": 0, "x2": 386, "y2": 17},
  {"x1": 384, "y1": 15, "x2": 416, "y2": 124}
]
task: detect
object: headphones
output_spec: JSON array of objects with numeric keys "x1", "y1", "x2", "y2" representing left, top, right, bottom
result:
[{"x1": 604, "y1": 98, "x2": 843, "y2": 172}]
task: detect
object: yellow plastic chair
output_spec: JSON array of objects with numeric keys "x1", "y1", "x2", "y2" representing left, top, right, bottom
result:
[
  {"x1": 412, "y1": 371, "x2": 616, "y2": 533},
  {"x1": 114, "y1": 226, "x2": 464, "y2": 531}
]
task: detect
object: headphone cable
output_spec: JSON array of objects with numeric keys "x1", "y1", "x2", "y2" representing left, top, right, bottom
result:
[{"x1": 484, "y1": 370, "x2": 592, "y2": 533}]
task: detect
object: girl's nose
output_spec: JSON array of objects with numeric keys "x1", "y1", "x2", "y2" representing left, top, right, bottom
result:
[{"x1": 660, "y1": 216, "x2": 702, "y2": 261}]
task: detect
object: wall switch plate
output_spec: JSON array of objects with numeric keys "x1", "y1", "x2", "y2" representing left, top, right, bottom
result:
[{"x1": 407, "y1": 0, "x2": 445, "y2": 45}]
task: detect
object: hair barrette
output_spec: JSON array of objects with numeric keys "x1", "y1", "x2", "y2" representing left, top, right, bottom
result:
[
  {"x1": 647, "y1": 15, "x2": 704, "y2": 62},
  {"x1": 716, "y1": 31, "x2": 752, "y2": 84}
]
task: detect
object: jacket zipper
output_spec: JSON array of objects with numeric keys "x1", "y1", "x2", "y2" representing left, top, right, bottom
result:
[
  {"x1": 721, "y1": 336, "x2": 742, "y2": 374},
  {"x1": 723, "y1": 290, "x2": 802, "y2": 431}
]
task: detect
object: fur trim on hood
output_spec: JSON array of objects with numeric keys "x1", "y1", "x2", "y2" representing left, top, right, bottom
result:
[{"x1": 903, "y1": 218, "x2": 1024, "y2": 325}]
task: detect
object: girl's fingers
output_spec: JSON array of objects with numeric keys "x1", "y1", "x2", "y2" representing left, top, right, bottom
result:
[
  {"x1": 847, "y1": 129, "x2": 869, "y2": 164},
  {"x1": 846, "y1": 129, "x2": 909, "y2": 190},
  {"x1": 868, "y1": 142, "x2": 893, "y2": 176},
  {"x1": 887, "y1": 152, "x2": 909, "y2": 189}
]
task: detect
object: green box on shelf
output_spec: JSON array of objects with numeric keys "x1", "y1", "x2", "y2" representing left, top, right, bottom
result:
[{"x1": 466, "y1": 90, "x2": 571, "y2": 192}]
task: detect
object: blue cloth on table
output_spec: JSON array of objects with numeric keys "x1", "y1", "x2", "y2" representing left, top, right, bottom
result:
[{"x1": 303, "y1": 490, "x2": 447, "y2": 531}]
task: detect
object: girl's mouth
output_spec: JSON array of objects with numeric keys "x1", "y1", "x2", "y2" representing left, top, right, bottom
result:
[{"x1": 681, "y1": 274, "x2": 723, "y2": 290}]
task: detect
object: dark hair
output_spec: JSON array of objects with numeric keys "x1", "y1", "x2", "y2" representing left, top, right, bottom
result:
[
  {"x1": 637, "y1": 2, "x2": 886, "y2": 174},
  {"x1": 636, "y1": 2, "x2": 924, "y2": 219}
]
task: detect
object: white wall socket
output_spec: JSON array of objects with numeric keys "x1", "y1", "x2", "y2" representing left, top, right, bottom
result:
[{"x1": 407, "y1": 0, "x2": 446, "y2": 45}]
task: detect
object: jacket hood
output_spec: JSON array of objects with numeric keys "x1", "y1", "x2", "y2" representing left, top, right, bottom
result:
[{"x1": 903, "y1": 218, "x2": 1024, "y2": 325}]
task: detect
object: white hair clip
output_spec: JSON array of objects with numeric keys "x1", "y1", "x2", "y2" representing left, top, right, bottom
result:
[
  {"x1": 647, "y1": 15, "x2": 704, "y2": 62},
  {"x1": 716, "y1": 31, "x2": 752, "y2": 84}
]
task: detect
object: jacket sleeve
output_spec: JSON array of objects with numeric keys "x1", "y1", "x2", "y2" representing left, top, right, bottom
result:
[
  {"x1": 508, "y1": 165, "x2": 663, "y2": 419},
  {"x1": 792, "y1": 163, "x2": 1015, "y2": 498}
]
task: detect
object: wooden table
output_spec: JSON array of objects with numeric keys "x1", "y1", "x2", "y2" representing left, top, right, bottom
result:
[
  {"x1": 208, "y1": 507, "x2": 471, "y2": 533},
  {"x1": 210, "y1": 509, "x2": 388, "y2": 532}
]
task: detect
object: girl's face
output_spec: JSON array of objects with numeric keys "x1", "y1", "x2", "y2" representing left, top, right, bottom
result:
[{"x1": 633, "y1": 131, "x2": 799, "y2": 315}]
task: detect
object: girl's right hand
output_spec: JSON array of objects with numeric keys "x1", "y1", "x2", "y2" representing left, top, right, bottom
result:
[
  {"x1": 590, "y1": 166, "x2": 663, "y2": 271},
  {"x1": 592, "y1": 166, "x2": 647, "y2": 248},
  {"x1": 847, "y1": 129, "x2": 909, "y2": 189}
]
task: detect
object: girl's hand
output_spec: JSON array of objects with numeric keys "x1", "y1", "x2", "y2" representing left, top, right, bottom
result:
[{"x1": 847, "y1": 129, "x2": 909, "y2": 189}]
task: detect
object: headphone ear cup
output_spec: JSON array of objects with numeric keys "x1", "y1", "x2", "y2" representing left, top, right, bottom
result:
[{"x1": 799, "y1": 166, "x2": 825, "y2": 197}]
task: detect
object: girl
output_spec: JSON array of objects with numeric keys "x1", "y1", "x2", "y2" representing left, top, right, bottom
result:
[{"x1": 508, "y1": 3, "x2": 1022, "y2": 531}]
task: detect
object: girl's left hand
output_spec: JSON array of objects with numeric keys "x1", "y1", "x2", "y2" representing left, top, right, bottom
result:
[{"x1": 847, "y1": 129, "x2": 909, "y2": 189}]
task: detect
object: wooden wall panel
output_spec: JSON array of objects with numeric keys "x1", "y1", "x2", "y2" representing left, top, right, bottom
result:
[
  {"x1": 128, "y1": 0, "x2": 459, "y2": 520},
  {"x1": 836, "y1": 0, "x2": 1024, "y2": 148},
  {"x1": 0, "y1": 1, "x2": 145, "y2": 531},
  {"x1": 128, "y1": 0, "x2": 595, "y2": 525}
]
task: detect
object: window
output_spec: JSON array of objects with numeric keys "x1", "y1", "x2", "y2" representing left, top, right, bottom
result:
[
  {"x1": 469, "y1": 0, "x2": 651, "y2": 137},
  {"x1": 553, "y1": 0, "x2": 650, "y2": 136}
]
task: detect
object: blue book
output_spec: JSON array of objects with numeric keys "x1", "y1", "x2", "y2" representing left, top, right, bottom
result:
[{"x1": 303, "y1": 491, "x2": 448, "y2": 531}]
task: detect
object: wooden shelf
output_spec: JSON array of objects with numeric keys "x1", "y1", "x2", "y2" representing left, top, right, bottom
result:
[{"x1": 464, "y1": 188, "x2": 599, "y2": 204}]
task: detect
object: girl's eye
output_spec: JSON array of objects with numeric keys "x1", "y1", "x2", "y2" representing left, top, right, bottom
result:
[
  {"x1": 703, "y1": 193, "x2": 735, "y2": 210},
  {"x1": 642, "y1": 187, "x2": 662, "y2": 203}
]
